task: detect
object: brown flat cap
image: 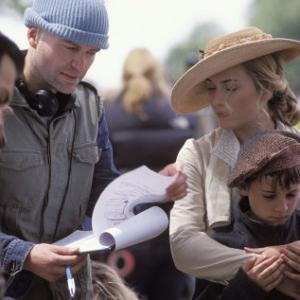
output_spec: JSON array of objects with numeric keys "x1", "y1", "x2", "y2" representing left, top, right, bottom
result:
[{"x1": 228, "y1": 130, "x2": 300, "y2": 188}]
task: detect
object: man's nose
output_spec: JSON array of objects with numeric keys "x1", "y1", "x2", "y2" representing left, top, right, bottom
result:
[{"x1": 71, "y1": 53, "x2": 88, "y2": 71}]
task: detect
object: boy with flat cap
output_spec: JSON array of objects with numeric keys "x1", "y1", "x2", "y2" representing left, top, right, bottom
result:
[{"x1": 196, "y1": 130, "x2": 300, "y2": 299}]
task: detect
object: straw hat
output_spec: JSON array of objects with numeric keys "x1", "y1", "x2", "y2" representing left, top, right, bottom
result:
[
  {"x1": 228, "y1": 130, "x2": 300, "y2": 188},
  {"x1": 171, "y1": 27, "x2": 300, "y2": 113}
]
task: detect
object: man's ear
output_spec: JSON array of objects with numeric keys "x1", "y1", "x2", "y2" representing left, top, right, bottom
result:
[
  {"x1": 239, "y1": 187, "x2": 249, "y2": 197},
  {"x1": 27, "y1": 28, "x2": 39, "y2": 48}
]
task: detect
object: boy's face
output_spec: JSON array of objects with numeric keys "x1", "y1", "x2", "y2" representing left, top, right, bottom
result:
[{"x1": 241, "y1": 176, "x2": 300, "y2": 225}]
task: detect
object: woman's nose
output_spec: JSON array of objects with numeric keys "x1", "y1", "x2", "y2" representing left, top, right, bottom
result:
[{"x1": 210, "y1": 89, "x2": 225, "y2": 108}]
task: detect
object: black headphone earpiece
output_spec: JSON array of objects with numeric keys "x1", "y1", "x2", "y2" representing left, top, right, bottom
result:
[{"x1": 16, "y1": 79, "x2": 75, "y2": 117}]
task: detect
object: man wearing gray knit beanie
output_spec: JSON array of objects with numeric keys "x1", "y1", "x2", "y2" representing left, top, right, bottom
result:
[{"x1": 0, "y1": 0, "x2": 187, "y2": 299}]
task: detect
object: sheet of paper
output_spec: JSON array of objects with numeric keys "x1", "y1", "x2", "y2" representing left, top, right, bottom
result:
[
  {"x1": 54, "y1": 166, "x2": 173, "y2": 253},
  {"x1": 53, "y1": 230, "x2": 111, "y2": 253},
  {"x1": 99, "y1": 206, "x2": 168, "y2": 250},
  {"x1": 92, "y1": 165, "x2": 175, "y2": 236}
]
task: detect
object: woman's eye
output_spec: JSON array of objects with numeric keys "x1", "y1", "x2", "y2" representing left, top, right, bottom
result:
[
  {"x1": 224, "y1": 85, "x2": 237, "y2": 92},
  {"x1": 226, "y1": 87, "x2": 237, "y2": 92}
]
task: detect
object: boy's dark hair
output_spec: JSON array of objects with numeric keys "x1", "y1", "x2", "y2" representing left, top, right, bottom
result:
[
  {"x1": 0, "y1": 32, "x2": 24, "y2": 74},
  {"x1": 238, "y1": 165, "x2": 300, "y2": 191}
]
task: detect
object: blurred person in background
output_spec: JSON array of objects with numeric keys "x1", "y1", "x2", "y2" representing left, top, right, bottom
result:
[
  {"x1": 105, "y1": 47, "x2": 197, "y2": 171},
  {"x1": 100, "y1": 48, "x2": 195, "y2": 300},
  {"x1": 0, "y1": 31, "x2": 24, "y2": 298},
  {"x1": 0, "y1": 32, "x2": 24, "y2": 148},
  {"x1": 92, "y1": 260, "x2": 139, "y2": 300}
]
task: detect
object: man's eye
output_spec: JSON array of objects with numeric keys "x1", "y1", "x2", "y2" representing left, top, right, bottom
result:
[{"x1": 65, "y1": 46, "x2": 77, "y2": 51}]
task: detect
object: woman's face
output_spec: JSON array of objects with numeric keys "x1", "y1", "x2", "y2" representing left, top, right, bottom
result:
[{"x1": 205, "y1": 65, "x2": 270, "y2": 134}]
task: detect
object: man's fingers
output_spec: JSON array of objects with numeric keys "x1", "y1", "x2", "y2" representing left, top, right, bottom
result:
[{"x1": 52, "y1": 245, "x2": 80, "y2": 255}]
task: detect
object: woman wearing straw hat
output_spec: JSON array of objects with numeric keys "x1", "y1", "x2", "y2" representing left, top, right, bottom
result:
[{"x1": 169, "y1": 27, "x2": 300, "y2": 288}]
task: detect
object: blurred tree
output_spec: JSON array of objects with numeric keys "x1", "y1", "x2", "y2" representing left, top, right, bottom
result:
[
  {"x1": 249, "y1": 0, "x2": 300, "y2": 94},
  {"x1": 164, "y1": 22, "x2": 224, "y2": 83},
  {"x1": 0, "y1": 0, "x2": 31, "y2": 15}
]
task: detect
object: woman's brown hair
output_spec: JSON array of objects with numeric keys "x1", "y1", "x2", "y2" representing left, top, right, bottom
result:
[{"x1": 243, "y1": 54, "x2": 300, "y2": 126}]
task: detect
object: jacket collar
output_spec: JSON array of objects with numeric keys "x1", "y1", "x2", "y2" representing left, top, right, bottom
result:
[{"x1": 212, "y1": 120, "x2": 288, "y2": 167}]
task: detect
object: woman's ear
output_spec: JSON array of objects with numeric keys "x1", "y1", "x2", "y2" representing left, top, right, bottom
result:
[
  {"x1": 239, "y1": 187, "x2": 249, "y2": 197},
  {"x1": 261, "y1": 89, "x2": 273, "y2": 105}
]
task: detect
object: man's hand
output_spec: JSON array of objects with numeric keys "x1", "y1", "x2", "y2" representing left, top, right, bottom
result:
[
  {"x1": 159, "y1": 162, "x2": 187, "y2": 201},
  {"x1": 243, "y1": 255, "x2": 284, "y2": 292},
  {"x1": 23, "y1": 243, "x2": 85, "y2": 282}
]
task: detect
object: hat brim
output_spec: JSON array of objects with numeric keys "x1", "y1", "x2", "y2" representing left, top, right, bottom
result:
[{"x1": 171, "y1": 38, "x2": 300, "y2": 113}]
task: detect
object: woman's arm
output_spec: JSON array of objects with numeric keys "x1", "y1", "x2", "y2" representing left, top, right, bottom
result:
[{"x1": 170, "y1": 139, "x2": 251, "y2": 282}]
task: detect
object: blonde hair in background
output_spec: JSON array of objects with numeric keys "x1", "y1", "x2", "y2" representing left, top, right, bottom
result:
[
  {"x1": 122, "y1": 48, "x2": 171, "y2": 119},
  {"x1": 92, "y1": 261, "x2": 139, "y2": 300},
  {"x1": 243, "y1": 54, "x2": 300, "y2": 126}
]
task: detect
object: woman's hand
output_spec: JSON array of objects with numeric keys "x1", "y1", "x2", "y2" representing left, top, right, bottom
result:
[
  {"x1": 244, "y1": 245, "x2": 284, "y2": 260},
  {"x1": 159, "y1": 162, "x2": 187, "y2": 201},
  {"x1": 243, "y1": 255, "x2": 284, "y2": 292}
]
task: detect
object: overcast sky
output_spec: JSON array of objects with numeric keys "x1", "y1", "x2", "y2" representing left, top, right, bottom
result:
[{"x1": 1, "y1": 0, "x2": 252, "y2": 92}]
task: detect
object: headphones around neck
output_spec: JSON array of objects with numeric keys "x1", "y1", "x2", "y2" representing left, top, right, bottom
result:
[{"x1": 16, "y1": 79, "x2": 76, "y2": 117}]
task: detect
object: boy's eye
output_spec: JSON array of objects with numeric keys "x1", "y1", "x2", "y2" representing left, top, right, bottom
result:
[
  {"x1": 287, "y1": 193, "x2": 296, "y2": 198},
  {"x1": 263, "y1": 194, "x2": 275, "y2": 200}
]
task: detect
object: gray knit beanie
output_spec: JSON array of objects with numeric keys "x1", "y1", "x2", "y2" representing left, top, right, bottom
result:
[{"x1": 24, "y1": 0, "x2": 109, "y2": 49}]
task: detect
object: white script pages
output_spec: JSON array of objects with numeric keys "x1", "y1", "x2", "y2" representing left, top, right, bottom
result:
[{"x1": 54, "y1": 166, "x2": 175, "y2": 253}]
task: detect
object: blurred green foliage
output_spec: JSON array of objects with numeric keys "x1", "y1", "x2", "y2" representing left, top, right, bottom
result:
[
  {"x1": 249, "y1": 0, "x2": 300, "y2": 94},
  {"x1": 164, "y1": 22, "x2": 224, "y2": 83}
]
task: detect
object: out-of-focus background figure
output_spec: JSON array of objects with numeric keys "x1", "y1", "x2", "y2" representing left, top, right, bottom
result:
[
  {"x1": 0, "y1": 32, "x2": 24, "y2": 148},
  {"x1": 98, "y1": 48, "x2": 196, "y2": 300},
  {"x1": 105, "y1": 48, "x2": 197, "y2": 171},
  {"x1": 92, "y1": 261, "x2": 139, "y2": 300}
]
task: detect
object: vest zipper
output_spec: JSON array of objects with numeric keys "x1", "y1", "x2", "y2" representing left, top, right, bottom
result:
[{"x1": 39, "y1": 122, "x2": 53, "y2": 241}]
